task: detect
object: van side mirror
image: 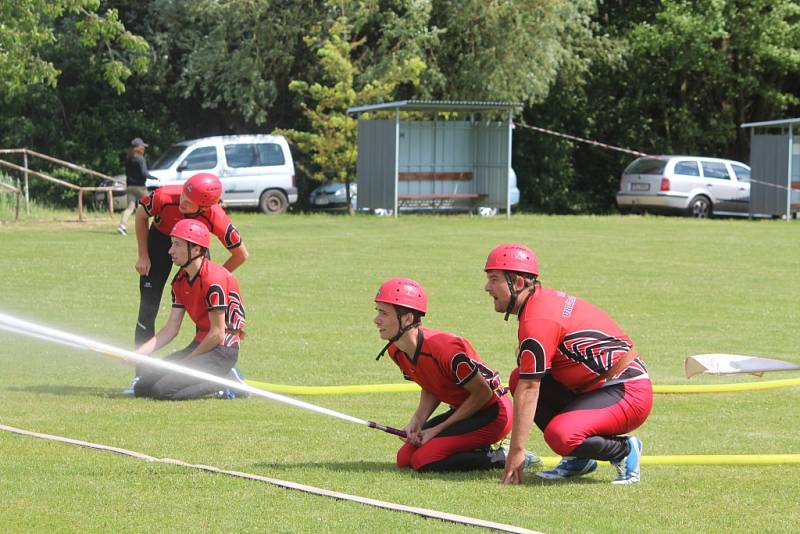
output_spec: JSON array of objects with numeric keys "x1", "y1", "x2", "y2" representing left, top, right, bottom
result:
[{"x1": 176, "y1": 163, "x2": 188, "y2": 172}]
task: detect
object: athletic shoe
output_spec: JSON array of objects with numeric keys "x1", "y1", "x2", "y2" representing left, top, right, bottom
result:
[
  {"x1": 117, "y1": 224, "x2": 127, "y2": 236},
  {"x1": 522, "y1": 451, "x2": 543, "y2": 470},
  {"x1": 122, "y1": 376, "x2": 139, "y2": 396},
  {"x1": 489, "y1": 438, "x2": 542, "y2": 471},
  {"x1": 611, "y1": 436, "x2": 643, "y2": 485},
  {"x1": 215, "y1": 388, "x2": 237, "y2": 400},
  {"x1": 227, "y1": 367, "x2": 250, "y2": 398},
  {"x1": 535, "y1": 456, "x2": 598, "y2": 481}
]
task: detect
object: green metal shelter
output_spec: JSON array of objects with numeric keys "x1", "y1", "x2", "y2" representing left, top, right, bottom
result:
[
  {"x1": 347, "y1": 100, "x2": 521, "y2": 217},
  {"x1": 740, "y1": 117, "x2": 800, "y2": 219}
]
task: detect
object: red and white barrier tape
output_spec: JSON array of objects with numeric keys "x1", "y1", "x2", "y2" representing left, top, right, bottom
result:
[{"x1": 515, "y1": 122, "x2": 650, "y2": 157}]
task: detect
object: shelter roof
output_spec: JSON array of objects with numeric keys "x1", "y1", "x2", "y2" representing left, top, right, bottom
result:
[
  {"x1": 740, "y1": 117, "x2": 800, "y2": 128},
  {"x1": 347, "y1": 100, "x2": 522, "y2": 114}
]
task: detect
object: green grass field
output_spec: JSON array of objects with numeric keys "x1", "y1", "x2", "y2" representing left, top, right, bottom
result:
[{"x1": 1, "y1": 213, "x2": 799, "y2": 533}]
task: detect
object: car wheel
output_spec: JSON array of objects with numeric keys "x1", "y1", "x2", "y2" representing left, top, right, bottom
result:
[
  {"x1": 687, "y1": 195, "x2": 712, "y2": 218},
  {"x1": 259, "y1": 189, "x2": 288, "y2": 214}
]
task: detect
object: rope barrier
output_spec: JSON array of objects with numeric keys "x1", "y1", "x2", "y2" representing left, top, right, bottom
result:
[
  {"x1": 515, "y1": 121, "x2": 650, "y2": 157},
  {"x1": 0, "y1": 424, "x2": 541, "y2": 534},
  {"x1": 514, "y1": 122, "x2": 799, "y2": 196}
]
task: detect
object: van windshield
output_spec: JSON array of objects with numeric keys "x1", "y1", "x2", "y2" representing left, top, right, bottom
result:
[
  {"x1": 151, "y1": 145, "x2": 187, "y2": 170},
  {"x1": 624, "y1": 158, "x2": 667, "y2": 175}
]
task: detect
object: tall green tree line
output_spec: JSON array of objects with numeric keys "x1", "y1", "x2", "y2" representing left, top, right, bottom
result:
[{"x1": 1, "y1": 0, "x2": 798, "y2": 211}]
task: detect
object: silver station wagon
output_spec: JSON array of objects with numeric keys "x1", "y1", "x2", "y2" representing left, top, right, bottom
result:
[{"x1": 616, "y1": 155, "x2": 751, "y2": 218}]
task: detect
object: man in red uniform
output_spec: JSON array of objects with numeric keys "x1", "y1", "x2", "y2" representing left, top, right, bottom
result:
[
  {"x1": 132, "y1": 219, "x2": 246, "y2": 400},
  {"x1": 483, "y1": 244, "x2": 652, "y2": 485},
  {"x1": 133, "y1": 172, "x2": 248, "y2": 348},
  {"x1": 374, "y1": 278, "x2": 539, "y2": 472}
]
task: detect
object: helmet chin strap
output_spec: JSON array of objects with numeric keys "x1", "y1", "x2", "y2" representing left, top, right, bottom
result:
[
  {"x1": 376, "y1": 310, "x2": 420, "y2": 361},
  {"x1": 503, "y1": 272, "x2": 537, "y2": 321},
  {"x1": 503, "y1": 272, "x2": 519, "y2": 321},
  {"x1": 181, "y1": 243, "x2": 206, "y2": 268}
]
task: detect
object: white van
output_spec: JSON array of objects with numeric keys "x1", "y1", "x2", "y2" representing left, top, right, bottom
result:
[{"x1": 147, "y1": 135, "x2": 297, "y2": 214}]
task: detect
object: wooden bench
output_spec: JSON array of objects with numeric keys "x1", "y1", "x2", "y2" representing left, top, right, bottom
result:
[{"x1": 397, "y1": 171, "x2": 485, "y2": 212}]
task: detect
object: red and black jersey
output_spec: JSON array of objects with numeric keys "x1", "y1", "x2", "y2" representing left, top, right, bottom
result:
[
  {"x1": 139, "y1": 185, "x2": 242, "y2": 249},
  {"x1": 171, "y1": 259, "x2": 246, "y2": 347},
  {"x1": 387, "y1": 327, "x2": 503, "y2": 409},
  {"x1": 516, "y1": 287, "x2": 647, "y2": 392}
]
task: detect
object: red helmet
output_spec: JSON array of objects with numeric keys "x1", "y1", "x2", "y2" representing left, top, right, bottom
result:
[
  {"x1": 183, "y1": 173, "x2": 222, "y2": 208},
  {"x1": 484, "y1": 243, "x2": 539, "y2": 276},
  {"x1": 375, "y1": 278, "x2": 428, "y2": 314},
  {"x1": 170, "y1": 219, "x2": 210, "y2": 249}
]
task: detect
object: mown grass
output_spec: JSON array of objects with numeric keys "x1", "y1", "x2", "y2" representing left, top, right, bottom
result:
[{"x1": 1, "y1": 213, "x2": 799, "y2": 533}]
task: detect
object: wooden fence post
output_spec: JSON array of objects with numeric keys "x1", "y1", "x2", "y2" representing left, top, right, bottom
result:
[
  {"x1": 15, "y1": 178, "x2": 21, "y2": 222},
  {"x1": 78, "y1": 188, "x2": 84, "y2": 222}
]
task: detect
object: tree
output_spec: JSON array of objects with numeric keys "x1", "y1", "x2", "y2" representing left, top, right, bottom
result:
[
  {"x1": 145, "y1": 0, "x2": 328, "y2": 130},
  {"x1": 427, "y1": 0, "x2": 596, "y2": 104},
  {"x1": 0, "y1": 0, "x2": 148, "y2": 98},
  {"x1": 519, "y1": 0, "x2": 800, "y2": 212},
  {"x1": 620, "y1": 0, "x2": 800, "y2": 157},
  {"x1": 284, "y1": 1, "x2": 431, "y2": 184}
]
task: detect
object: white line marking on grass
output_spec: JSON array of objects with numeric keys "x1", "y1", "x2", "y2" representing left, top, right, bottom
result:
[{"x1": 0, "y1": 424, "x2": 542, "y2": 534}]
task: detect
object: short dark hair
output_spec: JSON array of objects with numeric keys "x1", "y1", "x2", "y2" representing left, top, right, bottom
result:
[
  {"x1": 510, "y1": 271, "x2": 539, "y2": 290},
  {"x1": 395, "y1": 305, "x2": 424, "y2": 323}
]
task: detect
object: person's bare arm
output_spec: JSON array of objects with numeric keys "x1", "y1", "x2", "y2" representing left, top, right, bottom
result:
[
  {"x1": 223, "y1": 244, "x2": 249, "y2": 272},
  {"x1": 134, "y1": 206, "x2": 152, "y2": 275}
]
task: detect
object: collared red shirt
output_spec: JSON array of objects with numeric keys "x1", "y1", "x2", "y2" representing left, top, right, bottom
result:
[
  {"x1": 140, "y1": 185, "x2": 242, "y2": 249},
  {"x1": 516, "y1": 287, "x2": 647, "y2": 392},
  {"x1": 388, "y1": 327, "x2": 503, "y2": 409},
  {"x1": 171, "y1": 259, "x2": 246, "y2": 347}
]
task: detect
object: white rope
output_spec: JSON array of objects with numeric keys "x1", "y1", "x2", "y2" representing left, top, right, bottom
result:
[{"x1": 0, "y1": 424, "x2": 542, "y2": 534}]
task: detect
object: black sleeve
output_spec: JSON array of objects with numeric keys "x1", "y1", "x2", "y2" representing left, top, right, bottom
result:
[{"x1": 137, "y1": 156, "x2": 152, "y2": 180}]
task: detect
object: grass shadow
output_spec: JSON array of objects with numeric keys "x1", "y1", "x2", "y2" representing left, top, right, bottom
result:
[
  {"x1": 251, "y1": 460, "x2": 606, "y2": 484},
  {"x1": 8, "y1": 384, "x2": 120, "y2": 398},
  {"x1": 252, "y1": 460, "x2": 397, "y2": 474}
]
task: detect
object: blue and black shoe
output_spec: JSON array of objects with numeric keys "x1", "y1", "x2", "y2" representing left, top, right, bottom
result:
[
  {"x1": 122, "y1": 376, "x2": 139, "y2": 396},
  {"x1": 535, "y1": 456, "x2": 598, "y2": 481},
  {"x1": 224, "y1": 367, "x2": 250, "y2": 399}
]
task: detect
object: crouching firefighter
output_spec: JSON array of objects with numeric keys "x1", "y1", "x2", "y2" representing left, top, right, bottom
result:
[
  {"x1": 373, "y1": 277, "x2": 540, "y2": 472},
  {"x1": 132, "y1": 219, "x2": 246, "y2": 400}
]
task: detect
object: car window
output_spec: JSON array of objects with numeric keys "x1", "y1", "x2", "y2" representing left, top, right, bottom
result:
[
  {"x1": 256, "y1": 143, "x2": 286, "y2": 166},
  {"x1": 674, "y1": 161, "x2": 700, "y2": 176},
  {"x1": 179, "y1": 146, "x2": 217, "y2": 171},
  {"x1": 624, "y1": 158, "x2": 667, "y2": 175},
  {"x1": 731, "y1": 163, "x2": 751, "y2": 183},
  {"x1": 701, "y1": 161, "x2": 730, "y2": 180},
  {"x1": 225, "y1": 144, "x2": 259, "y2": 168},
  {"x1": 151, "y1": 145, "x2": 187, "y2": 170}
]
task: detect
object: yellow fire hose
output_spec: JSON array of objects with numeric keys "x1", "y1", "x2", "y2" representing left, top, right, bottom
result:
[
  {"x1": 245, "y1": 378, "x2": 800, "y2": 396},
  {"x1": 242, "y1": 378, "x2": 800, "y2": 465}
]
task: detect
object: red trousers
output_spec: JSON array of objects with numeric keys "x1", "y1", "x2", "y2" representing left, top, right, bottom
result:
[
  {"x1": 510, "y1": 369, "x2": 652, "y2": 459},
  {"x1": 397, "y1": 395, "x2": 512, "y2": 471}
]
